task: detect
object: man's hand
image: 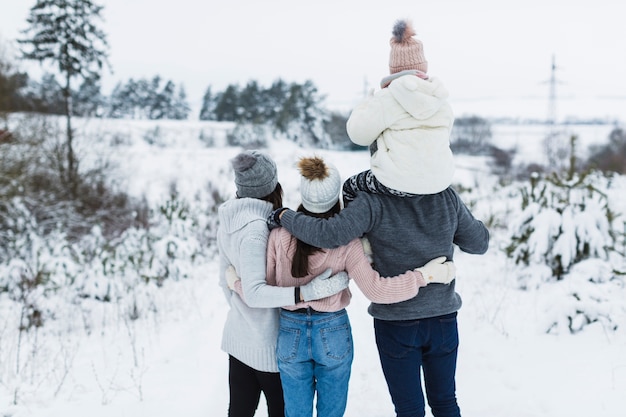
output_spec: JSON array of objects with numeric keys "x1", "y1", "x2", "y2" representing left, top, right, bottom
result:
[{"x1": 267, "y1": 208, "x2": 287, "y2": 230}]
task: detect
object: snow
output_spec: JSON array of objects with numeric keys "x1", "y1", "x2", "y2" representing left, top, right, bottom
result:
[{"x1": 1, "y1": 118, "x2": 626, "y2": 417}]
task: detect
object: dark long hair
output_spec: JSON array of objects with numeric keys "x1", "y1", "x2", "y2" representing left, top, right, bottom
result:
[
  {"x1": 258, "y1": 183, "x2": 284, "y2": 210},
  {"x1": 291, "y1": 201, "x2": 341, "y2": 278}
]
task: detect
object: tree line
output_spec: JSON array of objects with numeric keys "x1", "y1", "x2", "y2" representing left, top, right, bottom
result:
[
  {"x1": 1, "y1": 70, "x2": 192, "y2": 120},
  {"x1": 1, "y1": 66, "x2": 330, "y2": 125},
  {"x1": 3, "y1": 65, "x2": 332, "y2": 124}
]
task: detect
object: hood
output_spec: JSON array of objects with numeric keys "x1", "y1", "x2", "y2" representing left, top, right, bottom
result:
[
  {"x1": 218, "y1": 198, "x2": 274, "y2": 234},
  {"x1": 388, "y1": 74, "x2": 449, "y2": 120}
]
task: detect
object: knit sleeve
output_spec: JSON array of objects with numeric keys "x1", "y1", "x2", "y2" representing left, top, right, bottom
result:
[
  {"x1": 343, "y1": 239, "x2": 426, "y2": 304},
  {"x1": 237, "y1": 228, "x2": 295, "y2": 308},
  {"x1": 451, "y1": 189, "x2": 490, "y2": 254},
  {"x1": 219, "y1": 251, "x2": 234, "y2": 304},
  {"x1": 280, "y1": 193, "x2": 378, "y2": 249}
]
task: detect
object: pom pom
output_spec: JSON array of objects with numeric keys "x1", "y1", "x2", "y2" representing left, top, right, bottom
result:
[
  {"x1": 231, "y1": 153, "x2": 257, "y2": 172},
  {"x1": 298, "y1": 156, "x2": 329, "y2": 181},
  {"x1": 392, "y1": 19, "x2": 416, "y2": 44}
]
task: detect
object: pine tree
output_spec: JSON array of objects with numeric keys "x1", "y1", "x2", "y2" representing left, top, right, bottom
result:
[
  {"x1": 144, "y1": 76, "x2": 161, "y2": 119},
  {"x1": 239, "y1": 80, "x2": 263, "y2": 123},
  {"x1": 213, "y1": 84, "x2": 240, "y2": 121},
  {"x1": 263, "y1": 78, "x2": 288, "y2": 122},
  {"x1": 107, "y1": 81, "x2": 129, "y2": 118},
  {"x1": 0, "y1": 43, "x2": 29, "y2": 117},
  {"x1": 18, "y1": 0, "x2": 110, "y2": 195},
  {"x1": 199, "y1": 86, "x2": 216, "y2": 121},
  {"x1": 172, "y1": 85, "x2": 190, "y2": 120},
  {"x1": 22, "y1": 72, "x2": 65, "y2": 114},
  {"x1": 72, "y1": 74, "x2": 104, "y2": 117}
]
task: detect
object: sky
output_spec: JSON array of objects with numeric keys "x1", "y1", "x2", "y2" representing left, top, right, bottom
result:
[
  {"x1": 1, "y1": 0, "x2": 626, "y2": 119},
  {"x1": 1, "y1": 116, "x2": 625, "y2": 416}
]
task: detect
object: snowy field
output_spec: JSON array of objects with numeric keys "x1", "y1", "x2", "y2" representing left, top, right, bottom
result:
[{"x1": 1, "y1": 117, "x2": 625, "y2": 417}]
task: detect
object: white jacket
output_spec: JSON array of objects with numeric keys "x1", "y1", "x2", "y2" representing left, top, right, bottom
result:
[{"x1": 346, "y1": 74, "x2": 455, "y2": 194}]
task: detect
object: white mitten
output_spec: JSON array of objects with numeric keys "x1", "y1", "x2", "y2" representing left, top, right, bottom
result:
[
  {"x1": 415, "y1": 257, "x2": 456, "y2": 284},
  {"x1": 225, "y1": 265, "x2": 240, "y2": 290},
  {"x1": 300, "y1": 269, "x2": 350, "y2": 301}
]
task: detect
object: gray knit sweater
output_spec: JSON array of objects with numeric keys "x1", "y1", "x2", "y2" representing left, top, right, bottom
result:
[
  {"x1": 280, "y1": 187, "x2": 489, "y2": 320},
  {"x1": 217, "y1": 198, "x2": 296, "y2": 373}
]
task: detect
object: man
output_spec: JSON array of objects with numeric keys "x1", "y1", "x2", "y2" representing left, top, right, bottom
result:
[{"x1": 268, "y1": 185, "x2": 489, "y2": 417}]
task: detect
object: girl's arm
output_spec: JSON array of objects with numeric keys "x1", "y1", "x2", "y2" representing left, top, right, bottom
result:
[
  {"x1": 231, "y1": 230, "x2": 348, "y2": 307},
  {"x1": 344, "y1": 239, "x2": 455, "y2": 304}
]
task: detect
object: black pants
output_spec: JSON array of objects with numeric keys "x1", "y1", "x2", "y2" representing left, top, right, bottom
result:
[{"x1": 228, "y1": 355, "x2": 284, "y2": 417}]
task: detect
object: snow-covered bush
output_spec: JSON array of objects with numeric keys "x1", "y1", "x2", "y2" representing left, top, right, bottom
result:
[
  {"x1": 1, "y1": 186, "x2": 216, "y2": 326},
  {"x1": 227, "y1": 122, "x2": 268, "y2": 148},
  {"x1": 506, "y1": 170, "x2": 617, "y2": 280},
  {"x1": 505, "y1": 168, "x2": 623, "y2": 333},
  {"x1": 0, "y1": 187, "x2": 219, "y2": 403}
]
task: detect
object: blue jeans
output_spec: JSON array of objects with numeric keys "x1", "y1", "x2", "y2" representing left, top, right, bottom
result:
[
  {"x1": 374, "y1": 312, "x2": 461, "y2": 417},
  {"x1": 277, "y1": 308, "x2": 354, "y2": 417}
]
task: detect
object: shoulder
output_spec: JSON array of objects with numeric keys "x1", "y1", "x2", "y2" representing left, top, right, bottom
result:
[
  {"x1": 444, "y1": 186, "x2": 462, "y2": 200},
  {"x1": 349, "y1": 191, "x2": 385, "y2": 212},
  {"x1": 438, "y1": 187, "x2": 462, "y2": 210},
  {"x1": 242, "y1": 218, "x2": 271, "y2": 242},
  {"x1": 269, "y1": 227, "x2": 294, "y2": 245},
  {"x1": 389, "y1": 74, "x2": 449, "y2": 99},
  {"x1": 351, "y1": 89, "x2": 393, "y2": 113}
]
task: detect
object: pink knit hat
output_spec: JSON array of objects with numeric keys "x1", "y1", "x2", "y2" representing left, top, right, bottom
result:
[{"x1": 388, "y1": 19, "x2": 428, "y2": 74}]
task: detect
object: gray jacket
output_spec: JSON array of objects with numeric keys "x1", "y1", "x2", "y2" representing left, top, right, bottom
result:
[{"x1": 280, "y1": 187, "x2": 489, "y2": 320}]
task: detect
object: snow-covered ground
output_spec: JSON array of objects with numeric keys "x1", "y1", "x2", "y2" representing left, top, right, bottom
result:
[{"x1": 1, "y1": 118, "x2": 625, "y2": 417}]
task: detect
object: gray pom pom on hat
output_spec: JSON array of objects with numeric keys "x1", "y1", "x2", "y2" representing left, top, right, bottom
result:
[{"x1": 231, "y1": 150, "x2": 278, "y2": 198}]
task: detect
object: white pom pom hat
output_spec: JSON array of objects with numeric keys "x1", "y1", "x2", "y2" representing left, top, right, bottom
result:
[{"x1": 298, "y1": 156, "x2": 341, "y2": 213}]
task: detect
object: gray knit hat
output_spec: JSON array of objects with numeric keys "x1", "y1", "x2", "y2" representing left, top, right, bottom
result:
[
  {"x1": 298, "y1": 156, "x2": 341, "y2": 213},
  {"x1": 231, "y1": 150, "x2": 278, "y2": 198}
]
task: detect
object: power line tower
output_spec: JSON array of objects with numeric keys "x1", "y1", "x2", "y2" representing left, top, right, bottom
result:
[
  {"x1": 543, "y1": 54, "x2": 567, "y2": 171},
  {"x1": 546, "y1": 54, "x2": 558, "y2": 125}
]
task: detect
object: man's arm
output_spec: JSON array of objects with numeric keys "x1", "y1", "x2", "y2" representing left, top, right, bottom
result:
[
  {"x1": 452, "y1": 191, "x2": 490, "y2": 254},
  {"x1": 279, "y1": 193, "x2": 377, "y2": 249}
]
